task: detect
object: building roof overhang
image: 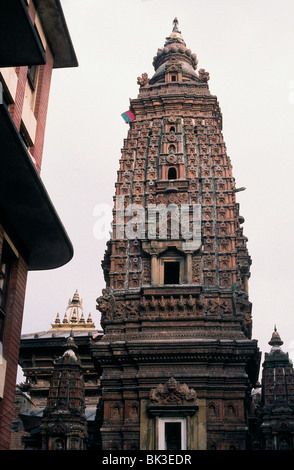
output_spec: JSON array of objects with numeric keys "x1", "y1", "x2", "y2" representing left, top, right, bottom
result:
[
  {"x1": 0, "y1": 0, "x2": 47, "y2": 67},
  {"x1": 0, "y1": 102, "x2": 74, "y2": 270},
  {"x1": 34, "y1": 0, "x2": 78, "y2": 68}
]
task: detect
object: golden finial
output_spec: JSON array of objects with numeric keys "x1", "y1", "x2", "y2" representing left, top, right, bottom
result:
[
  {"x1": 79, "y1": 312, "x2": 85, "y2": 324},
  {"x1": 50, "y1": 291, "x2": 96, "y2": 330},
  {"x1": 172, "y1": 17, "x2": 180, "y2": 33},
  {"x1": 63, "y1": 312, "x2": 68, "y2": 324}
]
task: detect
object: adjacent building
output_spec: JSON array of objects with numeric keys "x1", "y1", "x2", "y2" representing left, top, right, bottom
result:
[
  {"x1": 0, "y1": 0, "x2": 77, "y2": 450},
  {"x1": 249, "y1": 328, "x2": 294, "y2": 450},
  {"x1": 11, "y1": 291, "x2": 102, "y2": 450}
]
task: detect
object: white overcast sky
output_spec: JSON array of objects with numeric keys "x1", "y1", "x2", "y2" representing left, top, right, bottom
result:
[{"x1": 20, "y1": 0, "x2": 294, "y2": 377}]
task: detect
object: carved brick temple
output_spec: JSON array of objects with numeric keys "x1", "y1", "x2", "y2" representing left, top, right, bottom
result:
[
  {"x1": 14, "y1": 19, "x2": 294, "y2": 451},
  {"x1": 91, "y1": 18, "x2": 261, "y2": 451}
]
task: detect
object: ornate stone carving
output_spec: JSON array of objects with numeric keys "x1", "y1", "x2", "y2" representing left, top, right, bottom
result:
[
  {"x1": 149, "y1": 377, "x2": 197, "y2": 405},
  {"x1": 139, "y1": 293, "x2": 203, "y2": 319},
  {"x1": 137, "y1": 72, "x2": 149, "y2": 87},
  {"x1": 96, "y1": 288, "x2": 114, "y2": 316},
  {"x1": 205, "y1": 297, "x2": 232, "y2": 315},
  {"x1": 198, "y1": 68, "x2": 210, "y2": 82},
  {"x1": 192, "y1": 258, "x2": 201, "y2": 283}
]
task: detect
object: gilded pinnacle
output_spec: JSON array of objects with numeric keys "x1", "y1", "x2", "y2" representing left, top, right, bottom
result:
[{"x1": 50, "y1": 290, "x2": 95, "y2": 330}]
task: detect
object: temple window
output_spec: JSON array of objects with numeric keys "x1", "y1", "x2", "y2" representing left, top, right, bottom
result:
[
  {"x1": 164, "y1": 261, "x2": 180, "y2": 284},
  {"x1": 168, "y1": 167, "x2": 177, "y2": 180},
  {"x1": 159, "y1": 249, "x2": 184, "y2": 285}
]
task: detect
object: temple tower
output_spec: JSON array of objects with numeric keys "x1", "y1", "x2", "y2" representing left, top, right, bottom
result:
[
  {"x1": 91, "y1": 19, "x2": 261, "y2": 451},
  {"x1": 259, "y1": 327, "x2": 294, "y2": 450},
  {"x1": 40, "y1": 335, "x2": 88, "y2": 450}
]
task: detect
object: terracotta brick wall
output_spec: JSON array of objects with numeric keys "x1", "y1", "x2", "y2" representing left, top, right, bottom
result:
[
  {"x1": 7, "y1": 0, "x2": 54, "y2": 175},
  {"x1": 0, "y1": 249, "x2": 28, "y2": 450},
  {"x1": 8, "y1": 54, "x2": 54, "y2": 174}
]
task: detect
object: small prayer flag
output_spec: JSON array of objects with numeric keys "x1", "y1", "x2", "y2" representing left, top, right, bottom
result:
[{"x1": 121, "y1": 110, "x2": 135, "y2": 123}]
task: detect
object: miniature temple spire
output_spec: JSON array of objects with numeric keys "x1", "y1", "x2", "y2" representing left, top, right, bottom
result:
[
  {"x1": 87, "y1": 313, "x2": 93, "y2": 324},
  {"x1": 60, "y1": 333, "x2": 79, "y2": 361},
  {"x1": 268, "y1": 324, "x2": 283, "y2": 349},
  {"x1": 80, "y1": 312, "x2": 85, "y2": 323},
  {"x1": 63, "y1": 312, "x2": 68, "y2": 324},
  {"x1": 72, "y1": 289, "x2": 80, "y2": 303},
  {"x1": 164, "y1": 17, "x2": 185, "y2": 46},
  {"x1": 172, "y1": 17, "x2": 180, "y2": 33},
  {"x1": 40, "y1": 334, "x2": 87, "y2": 450}
]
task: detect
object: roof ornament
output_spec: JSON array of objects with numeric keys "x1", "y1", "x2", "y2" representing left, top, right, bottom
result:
[
  {"x1": 163, "y1": 17, "x2": 186, "y2": 49},
  {"x1": 172, "y1": 17, "x2": 181, "y2": 33},
  {"x1": 50, "y1": 289, "x2": 95, "y2": 330},
  {"x1": 55, "y1": 333, "x2": 80, "y2": 365},
  {"x1": 151, "y1": 18, "x2": 199, "y2": 78},
  {"x1": 268, "y1": 324, "x2": 284, "y2": 349}
]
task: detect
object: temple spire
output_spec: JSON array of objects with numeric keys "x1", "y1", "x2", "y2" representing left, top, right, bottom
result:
[
  {"x1": 151, "y1": 17, "x2": 198, "y2": 80},
  {"x1": 268, "y1": 325, "x2": 283, "y2": 349},
  {"x1": 164, "y1": 17, "x2": 185, "y2": 46},
  {"x1": 40, "y1": 334, "x2": 87, "y2": 450},
  {"x1": 172, "y1": 17, "x2": 180, "y2": 33}
]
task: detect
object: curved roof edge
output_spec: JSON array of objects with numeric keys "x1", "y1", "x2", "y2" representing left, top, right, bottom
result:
[
  {"x1": 0, "y1": 102, "x2": 74, "y2": 271},
  {"x1": 34, "y1": 0, "x2": 78, "y2": 68}
]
